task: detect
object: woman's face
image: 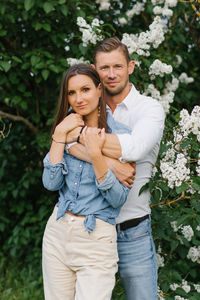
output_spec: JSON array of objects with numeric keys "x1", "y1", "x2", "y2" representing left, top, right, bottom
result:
[{"x1": 67, "y1": 74, "x2": 101, "y2": 117}]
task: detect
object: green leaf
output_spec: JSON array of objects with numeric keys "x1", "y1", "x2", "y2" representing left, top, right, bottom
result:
[
  {"x1": 139, "y1": 182, "x2": 149, "y2": 196},
  {"x1": 24, "y1": 0, "x2": 35, "y2": 11},
  {"x1": 43, "y1": 2, "x2": 54, "y2": 14},
  {"x1": 175, "y1": 183, "x2": 188, "y2": 194},
  {"x1": 79, "y1": 43, "x2": 87, "y2": 55},
  {"x1": 58, "y1": 0, "x2": 66, "y2": 4},
  {"x1": 31, "y1": 55, "x2": 40, "y2": 66},
  {"x1": 12, "y1": 56, "x2": 22, "y2": 63},
  {"x1": 42, "y1": 23, "x2": 51, "y2": 32},
  {"x1": 60, "y1": 5, "x2": 68, "y2": 16},
  {"x1": 42, "y1": 69, "x2": 50, "y2": 80},
  {"x1": 0, "y1": 61, "x2": 11, "y2": 72}
]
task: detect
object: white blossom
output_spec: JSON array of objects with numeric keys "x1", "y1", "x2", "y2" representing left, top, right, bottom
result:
[
  {"x1": 77, "y1": 17, "x2": 103, "y2": 47},
  {"x1": 152, "y1": 0, "x2": 178, "y2": 17},
  {"x1": 187, "y1": 246, "x2": 200, "y2": 263},
  {"x1": 194, "y1": 284, "x2": 200, "y2": 293},
  {"x1": 171, "y1": 221, "x2": 181, "y2": 232},
  {"x1": 64, "y1": 45, "x2": 70, "y2": 52},
  {"x1": 122, "y1": 16, "x2": 165, "y2": 56},
  {"x1": 175, "y1": 296, "x2": 188, "y2": 300},
  {"x1": 149, "y1": 59, "x2": 173, "y2": 77},
  {"x1": 181, "y1": 225, "x2": 194, "y2": 241},
  {"x1": 175, "y1": 55, "x2": 182, "y2": 66},
  {"x1": 196, "y1": 225, "x2": 200, "y2": 231},
  {"x1": 157, "y1": 253, "x2": 165, "y2": 268},
  {"x1": 67, "y1": 57, "x2": 90, "y2": 66},
  {"x1": 126, "y1": 3, "x2": 145, "y2": 20},
  {"x1": 118, "y1": 17, "x2": 128, "y2": 25},
  {"x1": 160, "y1": 152, "x2": 190, "y2": 188},
  {"x1": 96, "y1": 0, "x2": 110, "y2": 10},
  {"x1": 170, "y1": 283, "x2": 179, "y2": 291},
  {"x1": 181, "y1": 280, "x2": 191, "y2": 293},
  {"x1": 179, "y1": 72, "x2": 194, "y2": 84}
]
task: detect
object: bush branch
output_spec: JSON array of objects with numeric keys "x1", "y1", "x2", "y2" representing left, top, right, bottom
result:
[{"x1": 0, "y1": 110, "x2": 38, "y2": 134}]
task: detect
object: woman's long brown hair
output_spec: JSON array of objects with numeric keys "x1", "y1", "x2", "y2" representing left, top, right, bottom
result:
[{"x1": 51, "y1": 64, "x2": 108, "y2": 135}]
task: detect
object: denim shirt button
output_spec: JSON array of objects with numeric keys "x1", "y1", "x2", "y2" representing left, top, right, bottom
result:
[
  {"x1": 50, "y1": 174, "x2": 54, "y2": 179},
  {"x1": 74, "y1": 182, "x2": 77, "y2": 185}
]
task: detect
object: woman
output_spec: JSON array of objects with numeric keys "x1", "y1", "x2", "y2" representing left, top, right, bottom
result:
[{"x1": 42, "y1": 64, "x2": 131, "y2": 300}]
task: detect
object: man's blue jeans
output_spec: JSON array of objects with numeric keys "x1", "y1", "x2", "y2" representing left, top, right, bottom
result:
[{"x1": 117, "y1": 217, "x2": 158, "y2": 300}]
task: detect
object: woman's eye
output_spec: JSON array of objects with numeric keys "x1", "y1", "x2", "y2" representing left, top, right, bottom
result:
[
  {"x1": 68, "y1": 91, "x2": 74, "y2": 95},
  {"x1": 83, "y1": 88, "x2": 89, "y2": 92}
]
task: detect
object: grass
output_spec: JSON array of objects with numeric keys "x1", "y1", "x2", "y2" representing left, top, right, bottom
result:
[{"x1": 0, "y1": 258, "x2": 43, "y2": 300}]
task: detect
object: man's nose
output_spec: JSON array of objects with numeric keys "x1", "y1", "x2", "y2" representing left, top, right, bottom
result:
[{"x1": 108, "y1": 68, "x2": 116, "y2": 78}]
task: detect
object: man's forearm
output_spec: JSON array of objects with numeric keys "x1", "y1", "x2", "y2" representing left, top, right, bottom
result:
[{"x1": 102, "y1": 133, "x2": 122, "y2": 159}]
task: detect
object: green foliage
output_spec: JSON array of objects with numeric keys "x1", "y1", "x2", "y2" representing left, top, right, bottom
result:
[{"x1": 0, "y1": 0, "x2": 200, "y2": 299}]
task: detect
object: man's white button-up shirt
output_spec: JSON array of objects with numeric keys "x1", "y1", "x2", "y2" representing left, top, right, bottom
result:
[{"x1": 107, "y1": 84, "x2": 165, "y2": 223}]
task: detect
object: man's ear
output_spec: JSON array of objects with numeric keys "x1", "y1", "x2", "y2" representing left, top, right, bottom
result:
[
  {"x1": 90, "y1": 64, "x2": 96, "y2": 70},
  {"x1": 128, "y1": 60, "x2": 135, "y2": 75}
]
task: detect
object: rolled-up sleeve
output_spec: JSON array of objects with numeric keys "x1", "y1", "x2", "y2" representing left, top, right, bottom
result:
[
  {"x1": 117, "y1": 102, "x2": 165, "y2": 162},
  {"x1": 42, "y1": 153, "x2": 68, "y2": 191},
  {"x1": 96, "y1": 169, "x2": 130, "y2": 208}
]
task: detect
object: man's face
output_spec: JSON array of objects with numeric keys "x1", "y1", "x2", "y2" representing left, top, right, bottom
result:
[{"x1": 94, "y1": 49, "x2": 134, "y2": 96}]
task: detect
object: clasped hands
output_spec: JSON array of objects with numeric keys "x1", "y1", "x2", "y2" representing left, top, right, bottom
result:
[{"x1": 55, "y1": 113, "x2": 136, "y2": 188}]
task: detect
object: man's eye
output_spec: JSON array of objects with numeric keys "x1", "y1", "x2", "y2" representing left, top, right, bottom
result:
[
  {"x1": 83, "y1": 87, "x2": 89, "y2": 92},
  {"x1": 68, "y1": 91, "x2": 74, "y2": 95},
  {"x1": 101, "y1": 66, "x2": 108, "y2": 70},
  {"x1": 116, "y1": 65, "x2": 122, "y2": 69}
]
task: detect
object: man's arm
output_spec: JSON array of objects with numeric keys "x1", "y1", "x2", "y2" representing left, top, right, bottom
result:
[
  {"x1": 68, "y1": 144, "x2": 135, "y2": 188},
  {"x1": 66, "y1": 127, "x2": 122, "y2": 159}
]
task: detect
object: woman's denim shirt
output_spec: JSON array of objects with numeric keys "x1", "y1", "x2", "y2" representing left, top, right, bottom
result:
[{"x1": 42, "y1": 113, "x2": 131, "y2": 232}]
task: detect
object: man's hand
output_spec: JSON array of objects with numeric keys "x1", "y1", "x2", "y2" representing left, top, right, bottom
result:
[{"x1": 105, "y1": 157, "x2": 136, "y2": 188}]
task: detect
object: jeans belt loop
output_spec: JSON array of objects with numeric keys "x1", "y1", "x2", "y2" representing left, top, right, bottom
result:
[{"x1": 116, "y1": 214, "x2": 149, "y2": 232}]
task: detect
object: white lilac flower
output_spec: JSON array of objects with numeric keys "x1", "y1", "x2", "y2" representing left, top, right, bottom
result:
[
  {"x1": 179, "y1": 72, "x2": 194, "y2": 84},
  {"x1": 170, "y1": 283, "x2": 179, "y2": 291},
  {"x1": 175, "y1": 296, "x2": 188, "y2": 300},
  {"x1": 126, "y1": 3, "x2": 145, "y2": 20},
  {"x1": 67, "y1": 57, "x2": 90, "y2": 66},
  {"x1": 96, "y1": 0, "x2": 110, "y2": 11},
  {"x1": 64, "y1": 45, "x2": 70, "y2": 52},
  {"x1": 181, "y1": 225, "x2": 194, "y2": 241},
  {"x1": 157, "y1": 253, "x2": 165, "y2": 268},
  {"x1": 194, "y1": 284, "x2": 200, "y2": 293},
  {"x1": 181, "y1": 280, "x2": 191, "y2": 293},
  {"x1": 77, "y1": 17, "x2": 103, "y2": 47},
  {"x1": 122, "y1": 16, "x2": 165, "y2": 56},
  {"x1": 175, "y1": 55, "x2": 182, "y2": 66},
  {"x1": 171, "y1": 221, "x2": 181, "y2": 232},
  {"x1": 187, "y1": 246, "x2": 200, "y2": 263},
  {"x1": 118, "y1": 17, "x2": 128, "y2": 25},
  {"x1": 149, "y1": 59, "x2": 173, "y2": 77},
  {"x1": 196, "y1": 225, "x2": 200, "y2": 231},
  {"x1": 160, "y1": 152, "x2": 190, "y2": 189},
  {"x1": 152, "y1": 0, "x2": 178, "y2": 17}
]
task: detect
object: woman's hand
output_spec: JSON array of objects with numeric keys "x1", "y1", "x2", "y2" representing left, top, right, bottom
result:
[
  {"x1": 54, "y1": 113, "x2": 84, "y2": 139},
  {"x1": 82, "y1": 126, "x2": 106, "y2": 159}
]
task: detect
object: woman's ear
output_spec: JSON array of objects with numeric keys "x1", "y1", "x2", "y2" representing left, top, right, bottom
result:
[{"x1": 97, "y1": 83, "x2": 102, "y2": 97}]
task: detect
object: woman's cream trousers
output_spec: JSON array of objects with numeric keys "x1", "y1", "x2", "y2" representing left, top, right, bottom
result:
[{"x1": 42, "y1": 206, "x2": 118, "y2": 300}]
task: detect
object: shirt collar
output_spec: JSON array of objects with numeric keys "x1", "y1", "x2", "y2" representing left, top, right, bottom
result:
[{"x1": 106, "y1": 84, "x2": 139, "y2": 112}]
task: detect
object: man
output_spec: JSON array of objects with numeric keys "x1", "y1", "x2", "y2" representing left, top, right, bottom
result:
[{"x1": 67, "y1": 37, "x2": 165, "y2": 299}]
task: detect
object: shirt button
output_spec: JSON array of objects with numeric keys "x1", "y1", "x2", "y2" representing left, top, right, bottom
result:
[
  {"x1": 74, "y1": 182, "x2": 77, "y2": 185},
  {"x1": 80, "y1": 164, "x2": 82, "y2": 168},
  {"x1": 50, "y1": 174, "x2": 54, "y2": 179}
]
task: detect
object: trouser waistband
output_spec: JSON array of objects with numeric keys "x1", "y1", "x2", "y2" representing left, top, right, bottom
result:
[{"x1": 116, "y1": 215, "x2": 149, "y2": 232}]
